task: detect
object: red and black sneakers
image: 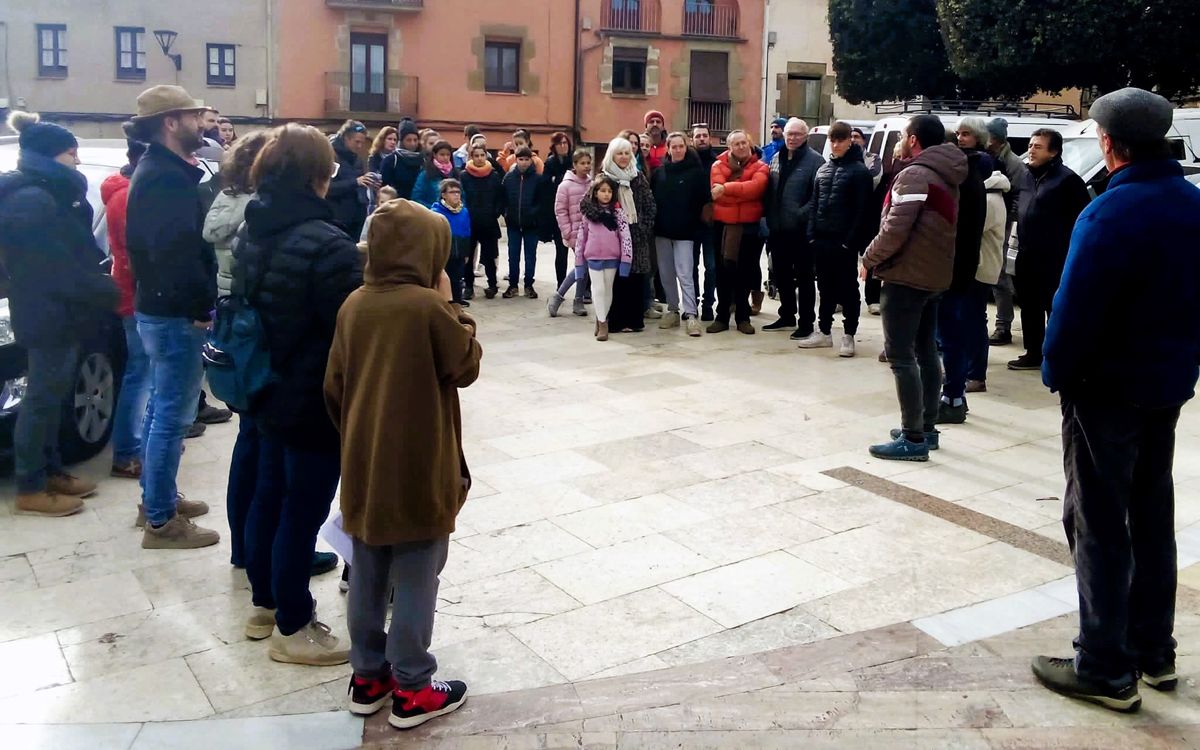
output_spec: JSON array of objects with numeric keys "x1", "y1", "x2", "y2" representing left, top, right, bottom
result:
[
  {"x1": 388, "y1": 679, "x2": 468, "y2": 730},
  {"x1": 347, "y1": 670, "x2": 398, "y2": 716}
]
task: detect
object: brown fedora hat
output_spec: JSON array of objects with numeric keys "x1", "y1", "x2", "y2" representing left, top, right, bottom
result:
[{"x1": 132, "y1": 85, "x2": 206, "y2": 120}]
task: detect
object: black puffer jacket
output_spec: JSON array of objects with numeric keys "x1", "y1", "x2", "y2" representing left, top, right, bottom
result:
[
  {"x1": 381, "y1": 148, "x2": 424, "y2": 201},
  {"x1": 951, "y1": 149, "x2": 992, "y2": 291},
  {"x1": 327, "y1": 136, "x2": 368, "y2": 238},
  {"x1": 768, "y1": 142, "x2": 824, "y2": 234},
  {"x1": 808, "y1": 144, "x2": 873, "y2": 252},
  {"x1": 650, "y1": 151, "x2": 710, "y2": 241},
  {"x1": 538, "y1": 153, "x2": 572, "y2": 238},
  {"x1": 502, "y1": 164, "x2": 542, "y2": 231},
  {"x1": 0, "y1": 154, "x2": 120, "y2": 347},
  {"x1": 461, "y1": 167, "x2": 505, "y2": 240},
  {"x1": 237, "y1": 182, "x2": 363, "y2": 451}
]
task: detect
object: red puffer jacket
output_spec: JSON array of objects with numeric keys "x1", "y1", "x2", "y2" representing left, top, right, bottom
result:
[
  {"x1": 710, "y1": 151, "x2": 769, "y2": 225},
  {"x1": 101, "y1": 172, "x2": 135, "y2": 317}
]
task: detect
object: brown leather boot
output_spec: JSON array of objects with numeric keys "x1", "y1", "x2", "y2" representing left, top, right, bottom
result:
[
  {"x1": 46, "y1": 473, "x2": 98, "y2": 498},
  {"x1": 596, "y1": 321, "x2": 609, "y2": 342},
  {"x1": 15, "y1": 491, "x2": 84, "y2": 517},
  {"x1": 750, "y1": 290, "x2": 765, "y2": 316}
]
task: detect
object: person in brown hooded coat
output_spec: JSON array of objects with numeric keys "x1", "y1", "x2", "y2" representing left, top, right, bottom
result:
[{"x1": 324, "y1": 198, "x2": 481, "y2": 730}]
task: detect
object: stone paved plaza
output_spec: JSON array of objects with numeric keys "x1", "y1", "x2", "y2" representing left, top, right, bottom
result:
[{"x1": 2, "y1": 251, "x2": 1200, "y2": 748}]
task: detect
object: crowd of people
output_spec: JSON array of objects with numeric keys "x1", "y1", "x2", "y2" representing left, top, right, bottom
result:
[{"x1": 1, "y1": 81, "x2": 1199, "y2": 727}]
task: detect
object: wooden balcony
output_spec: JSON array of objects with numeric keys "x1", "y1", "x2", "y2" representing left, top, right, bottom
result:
[
  {"x1": 682, "y1": 1, "x2": 741, "y2": 39},
  {"x1": 687, "y1": 99, "x2": 732, "y2": 136},
  {"x1": 601, "y1": 0, "x2": 661, "y2": 34},
  {"x1": 325, "y1": 0, "x2": 423, "y2": 11},
  {"x1": 324, "y1": 72, "x2": 418, "y2": 120}
]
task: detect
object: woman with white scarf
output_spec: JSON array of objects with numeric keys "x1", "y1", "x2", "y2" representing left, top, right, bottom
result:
[{"x1": 600, "y1": 137, "x2": 656, "y2": 333}]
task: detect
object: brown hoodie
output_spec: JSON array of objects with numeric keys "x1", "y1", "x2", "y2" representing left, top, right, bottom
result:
[{"x1": 324, "y1": 199, "x2": 483, "y2": 546}]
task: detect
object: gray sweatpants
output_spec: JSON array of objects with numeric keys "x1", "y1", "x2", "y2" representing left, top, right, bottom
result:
[{"x1": 348, "y1": 535, "x2": 449, "y2": 690}]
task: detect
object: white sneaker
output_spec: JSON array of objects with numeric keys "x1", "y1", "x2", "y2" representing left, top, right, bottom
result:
[
  {"x1": 838, "y1": 334, "x2": 856, "y2": 358},
  {"x1": 659, "y1": 311, "x2": 680, "y2": 329},
  {"x1": 268, "y1": 619, "x2": 349, "y2": 666},
  {"x1": 796, "y1": 332, "x2": 833, "y2": 349},
  {"x1": 868, "y1": 303, "x2": 881, "y2": 316},
  {"x1": 685, "y1": 317, "x2": 702, "y2": 337},
  {"x1": 644, "y1": 307, "x2": 663, "y2": 320}
]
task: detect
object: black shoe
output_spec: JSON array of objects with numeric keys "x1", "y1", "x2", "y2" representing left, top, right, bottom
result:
[
  {"x1": 789, "y1": 328, "x2": 814, "y2": 341},
  {"x1": 701, "y1": 305, "x2": 714, "y2": 322},
  {"x1": 989, "y1": 330, "x2": 1013, "y2": 345},
  {"x1": 1140, "y1": 661, "x2": 1179, "y2": 691},
  {"x1": 935, "y1": 400, "x2": 967, "y2": 425},
  {"x1": 1031, "y1": 656, "x2": 1141, "y2": 712},
  {"x1": 463, "y1": 288, "x2": 475, "y2": 301},
  {"x1": 502, "y1": 286, "x2": 520, "y2": 299},
  {"x1": 186, "y1": 422, "x2": 207, "y2": 439},
  {"x1": 389, "y1": 680, "x2": 469, "y2": 730},
  {"x1": 484, "y1": 287, "x2": 498, "y2": 299},
  {"x1": 348, "y1": 668, "x2": 397, "y2": 716},
  {"x1": 706, "y1": 320, "x2": 729, "y2": 334},
  {"x1": 196, "y1": 404, "x2": 233, "y2": 425},
  {"x1": 525, "y1": 286, "x2": 538, "y2": 300},
  {"x1": 762, "y1": 317, "x2": 796, "y2": 331},
  {"x1": 339, "y1": 563, "x2": 351, "y2": 593},
  {"x1": 311, "y1": 551, "x2": 339, "y2": 577},
  {"x1": 1007, "y1": 354, "x2": 1042, "y2": 371},
  {"x1": 459, "y1": 299, "x2": 470, "y2": 308}
]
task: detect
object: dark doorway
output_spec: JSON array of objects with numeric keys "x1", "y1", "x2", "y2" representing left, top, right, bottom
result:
[{"x1": 350, "y1": 33, "x2": 387, "y2": 112}]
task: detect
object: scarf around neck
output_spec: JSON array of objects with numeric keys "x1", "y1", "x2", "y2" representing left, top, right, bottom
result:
[
  {"x1": 601, "y1": 160, "x2": 639, "y2": 225},
  {"x1": 580, "y1": 195, "x2": 620, "y2": 232},
  {"x1": 465, "y1": 161, "x2": 493, "y2": 178},
  {"x1": 439, "y1": 198, "x2": 463, "y2": 214},
  {"x1": 434, "y1": 159, "x2": 454, "y2": 177}
]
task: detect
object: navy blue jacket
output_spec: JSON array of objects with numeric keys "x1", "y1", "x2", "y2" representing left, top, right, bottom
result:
[
  {"x1": 0, "y1": 154, "x2": 120, "y2": 347},
  {"x1": 1015, "y1": 156, "x2": 1090, "y2": 282},
  {"x1": 502, "y1": 164, "x2": 541, "y2": 231},
  {"x1": 1043, "y1": 159, "x2": 1200, "y2": 407}
]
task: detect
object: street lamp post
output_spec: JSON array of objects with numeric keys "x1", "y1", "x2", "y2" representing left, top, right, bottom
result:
[{"x1": 153, "y1": 29, "x2": 182, "y2": 82}]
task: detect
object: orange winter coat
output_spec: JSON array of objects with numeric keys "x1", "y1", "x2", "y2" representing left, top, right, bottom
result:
[{"x1": 710, "y1": 151, "x2": 769, "y2": 225}]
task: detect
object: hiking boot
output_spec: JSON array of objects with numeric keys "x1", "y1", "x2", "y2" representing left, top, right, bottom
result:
[
  {"x1": 186, "y1": 422, "x2": 207, "y2": 439},
  {"x1": 196, "y1": 403, "x2": 233, "y2": 425},
  {"x1": 936, "y1": 400, "x2": 968, "y2": 425},
  {"x1": 736, "y1": 321, "x2": 755, "y2": 335},
  {"x1": 136, "y1": 494, "x2": 209, "y2": 528},
  {"x1": 502, "y1": 286, "x2": 519, "y2": 299},
  {"x1": 245, "y1": 606, "x2": 276, "y2": 640},
  {"x1": 965, "y1": 379, "x2": 987, "y2": 393},
  {"x1": 1140, "y1": 662, "x2": 1179, "y2": 691},
  {"x1": 750, "y1": 290, "x2": 765, "y2": 316},
  {"x1": 269, "y1": 619, "x2": 349, "y2": 667},
  {"x1": 389, "y1": 680, "x2": 468, "y2": 730},
  {"x1": 890, "y1": 428, "x2": 940, "y2": 450},
  {"x1": 869, "y1": 436, "x2": 930, "y2": 462},
  {"x1": 659, "y1": 312, "x2": 680, "y2": 329},
  {"x1": 707, "y1": 320, "x2": 729, "y2": 334},
  {"x1": 46, "y1": 473, "x2": 97, "y2": 498},
  {"x1": 15, "y1": 491, "x2": 84, "y2": 517},
  {"x1": 349, "y1": 669, "x2": 398, "y2": 716},
  {"x1": 643, "y1": 307, "x2": 663, "y2": 320},
  {"x1": 762, "y1": 317, "x2": 796, "y2": 331},
  {"x1": 572, "y1": 299, "x2": 587, "y2": 316},
  {"x1": 311, "y1": 551, "x2": 339, "y2": 577},
  {"x1": 484, "y1": 286, "x2": 498, "y2": 300},
  {"x1": 596, "y1": 321, "x2": 609, "y2": 342},
  {"x1": 868, "y1": 303, "x2": 881, "y2": 316},
  {"x1": 838, "y1": 334, "x2": 856, "y2": 358},
  {"x1": 525, "y1": 286, "x2": 538, "y2": 300},
  {"x1": 989, "y1": 329, "x2": 1013, "y2": 345},
  {"x1": 700, "y1": 304, "x2": 714, "y2": 322},
  {"x1": 141, "y1": 514, "x2": 220, "y2": 549},
  {"x1": 111, "y1": 458, "x2": 142, "y2": 479},
  {"x1": 795, "y1": 331, "x2": 833, "y2": 349},
  {"x1": 1007, "y1": 354, "x2": 1042, "y2": 371},
  {"x1": 789, "y1": 328, "x2": 814, "y2": 341},
  {"x1": 547, "y1": 293, "x2": 565, "y2": 317},
  {"x1": 1031, "y1": 656, "x2": 1141, "y2": 712},
  {"x1": 685, "y1": 317, "x2": 702, "y2": 337}
]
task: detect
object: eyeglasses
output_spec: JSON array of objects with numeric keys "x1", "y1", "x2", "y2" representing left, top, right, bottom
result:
[{"x1": 443, "y1": 189, "x2": 462, "y2": 195}]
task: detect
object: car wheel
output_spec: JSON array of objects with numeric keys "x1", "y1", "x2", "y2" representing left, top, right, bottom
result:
[{"x1": 59, "y1": 350, "x2": 121, "y2": 465}]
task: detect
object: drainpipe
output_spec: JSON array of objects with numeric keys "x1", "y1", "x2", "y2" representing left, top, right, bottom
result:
[
  {"x1": 761, "y1": 0, "x2": 771, "y2": 145},
  {"x1": 265, "y1": 0, "x2": 276, "y2": 120},
  {"x1": 572, "y1": 0, "x2": 582, "y2": 144}
]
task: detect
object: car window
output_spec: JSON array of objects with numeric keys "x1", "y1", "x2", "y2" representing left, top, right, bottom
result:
[
  {"x1": 868, "y1": 131, "x2": 884, "y2": 156},
  {"x1": 882, "y1": 131, "x2": 902, "y2": 172},
  {"x1": 806, "y1": 133, "x2": 827, "y2": 155},
  {"x1": 1062, "y1": 138, "x2": 1104, "y2": 183}
]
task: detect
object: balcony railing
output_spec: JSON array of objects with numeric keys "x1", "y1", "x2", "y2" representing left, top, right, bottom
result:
[
  {"x1": 682, "y1": 1, "x2": 740, "y2": 38},
  {"x1": 601, "y1": 0, "x2": 661, "y2": 34},
  {"x1": 324, "y1": 72, "x2": 418, "y2": 119},
  {"x1": 687, "y1": 99, "x2": 731, "y2": 136},
  {"x1": 325, "y1": 0, "x2": 423, "y2": 10}
]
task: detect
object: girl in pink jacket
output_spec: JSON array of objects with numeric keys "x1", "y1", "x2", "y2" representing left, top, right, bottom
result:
[
  {"x1": 576, "y1": 176, "x2": 633, "y2": 341},
  {"x1": 547, "y1": 149, "x2": 593, "y2": 317}
]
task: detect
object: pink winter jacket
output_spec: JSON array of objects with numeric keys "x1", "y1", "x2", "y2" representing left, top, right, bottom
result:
[
  {"x1": 576, "y1": 205, "x2": 633, "y2": 278},
  {"x1": 554, "y1": 170, "x2": 590, "y2": 247}
]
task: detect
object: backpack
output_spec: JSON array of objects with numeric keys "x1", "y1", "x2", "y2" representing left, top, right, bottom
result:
[{"x1": 201, "y1": 224, "x2": 277, "y2": 412}]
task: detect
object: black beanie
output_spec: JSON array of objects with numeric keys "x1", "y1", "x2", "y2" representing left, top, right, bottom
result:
[
  {"x1": 7, "y1": 111, "x2": 78, "y2": 158},
  {"x1": 398, "y1": 118, "x2": 419, "y2": 140}
]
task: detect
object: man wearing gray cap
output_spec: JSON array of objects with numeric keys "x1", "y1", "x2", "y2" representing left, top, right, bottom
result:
[{"x1": 1032, "y1": 87, "x2": 1200, "y2": 712}]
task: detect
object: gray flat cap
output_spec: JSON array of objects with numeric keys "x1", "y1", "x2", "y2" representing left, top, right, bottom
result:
[{"x1": 1090, "y1": 87, "x2": 1173, "y2": 143}]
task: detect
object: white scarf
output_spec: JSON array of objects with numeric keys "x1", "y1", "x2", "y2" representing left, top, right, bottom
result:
[{"x1": 601, "y1": 138, "x2": 639, "y2": 225}]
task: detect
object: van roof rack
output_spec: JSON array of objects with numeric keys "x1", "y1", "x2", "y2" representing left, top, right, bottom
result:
[{"x1": 874, "y1": 99, "x2": 1079, "y2": 120}]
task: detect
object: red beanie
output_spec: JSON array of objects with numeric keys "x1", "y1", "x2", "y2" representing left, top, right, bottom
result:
[{"x1": 644, "y1": 110, "x2": 665, "y2": 127}]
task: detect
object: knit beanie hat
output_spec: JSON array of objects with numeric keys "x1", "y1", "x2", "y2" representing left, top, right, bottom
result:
[
  {"x1": 986, "y1": 117, "x2": 1008, "y2": 143},
  {"x1": 398, "y1": 118, "x2": 419, "y2": 140},
  {"x1": 772, "y1": 117, "x2": 788, "y2": 128},
  {"x1": 644, "y1": 110, "x2": 665, "y2": 127},
  {"x1": 7, "y1": 111, "x2": 78, "y2": 158}
]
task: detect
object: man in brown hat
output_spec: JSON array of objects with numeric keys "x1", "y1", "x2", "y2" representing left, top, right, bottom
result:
[{"x1": 122, "y1": 85, "x2": 220, "y2": 549}]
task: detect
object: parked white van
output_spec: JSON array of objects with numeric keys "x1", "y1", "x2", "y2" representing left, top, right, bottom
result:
[
  {"x1": 807, "y1": 119, "x2": 877, "y2": 160},
  {"x1": 1060, "y1": 109, "x2": 1200, "y2": 196}
]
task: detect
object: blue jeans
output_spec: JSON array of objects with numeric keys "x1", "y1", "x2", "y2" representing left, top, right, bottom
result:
[
  {"x1": 507, "y1": 227, "x2": 539, "y2": 288},
  {"x1": 136, "y1": 314, "x2": 205, "y2": 527},
  {"x1": 227, "y1": 414, "x2": 259, "y2": 568},
  {"x1": 14, "y1": 345, "x2": 78, "y2": 493},
  {"x1": 111, "y1": 317, "x2": 150, "y2": 465},
  {"x1": 245, "y1": 431, "x2": 341, "y2": 635},
  {"x1": 940, "y1": 282, "x2": 991, "y2": 399}
]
